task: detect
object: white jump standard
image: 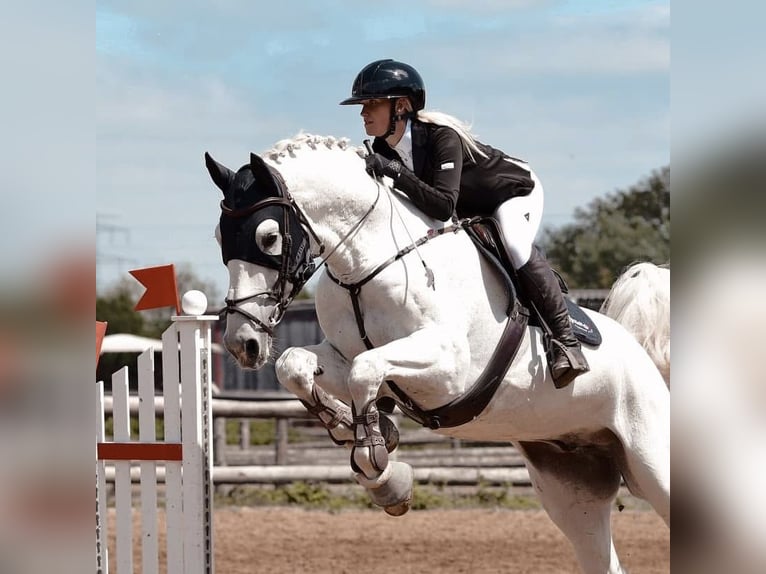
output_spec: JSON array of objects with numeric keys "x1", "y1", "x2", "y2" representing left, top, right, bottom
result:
[{"x1": 96, "y1": 292, "x2": 218, "y2": 574}]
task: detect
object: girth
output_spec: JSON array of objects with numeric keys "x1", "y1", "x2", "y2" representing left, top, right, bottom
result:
[{"x1": 394, "y1": 303, "x2": 527, "y2": 429}]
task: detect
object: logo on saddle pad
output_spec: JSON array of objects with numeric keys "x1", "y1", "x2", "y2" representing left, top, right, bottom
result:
[
  {"x1": 565, "y1": 299, "x2": 602, "y2": 347},
  {"x1": 571, "y1": 316, "x2": 591, "y2": 332}
]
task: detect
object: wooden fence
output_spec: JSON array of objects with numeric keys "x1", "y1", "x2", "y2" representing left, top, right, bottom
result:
[{"x1": 102, "y1": 396, "x2": 532, "y2": 486}]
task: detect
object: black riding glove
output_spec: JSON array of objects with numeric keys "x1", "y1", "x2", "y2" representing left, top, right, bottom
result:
[{"x1": 365, "y1": 153, "x2": 402, "y2": 180}]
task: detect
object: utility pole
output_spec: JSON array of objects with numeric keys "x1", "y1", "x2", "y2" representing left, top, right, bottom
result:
[{"x1": 97, "y1": 212, "x2": 135, "y2": 291}]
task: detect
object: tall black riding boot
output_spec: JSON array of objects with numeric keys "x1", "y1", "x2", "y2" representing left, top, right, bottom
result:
[{"x1": 516, "y1": 248, "x2": 590, "y2": 388}]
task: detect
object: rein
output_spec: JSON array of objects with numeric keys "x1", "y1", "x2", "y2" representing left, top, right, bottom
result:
[
  {"x1": 310, "y1": 179, "x2": 382, "y2": 276},
  {"x1": 326, "y1": 220, "x2": 466, "y2": 350}
]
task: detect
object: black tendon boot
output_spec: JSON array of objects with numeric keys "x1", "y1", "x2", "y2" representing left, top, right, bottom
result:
[{"x1": 516, "y1": 248, "x2": 590, "y2": 388}]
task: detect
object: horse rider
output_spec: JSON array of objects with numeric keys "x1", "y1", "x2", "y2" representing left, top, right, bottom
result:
[{"x1": 340, "y1": 58, "x2": 589, "y2": 388}]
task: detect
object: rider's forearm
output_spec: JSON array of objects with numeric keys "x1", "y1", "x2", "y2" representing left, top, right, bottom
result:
[{"x1": 393, "y1": 166, "x2": 459, "y2": 221}]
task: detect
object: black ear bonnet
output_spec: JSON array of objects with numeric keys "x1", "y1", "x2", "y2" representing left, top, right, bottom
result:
[{"x1": 218, "y1": 162, "x2": 314, "y2": 282}]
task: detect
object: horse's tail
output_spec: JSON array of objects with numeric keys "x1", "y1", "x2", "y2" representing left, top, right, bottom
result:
[{"x1": 601, "y1": 262, "x2": 670, "y2": 386}]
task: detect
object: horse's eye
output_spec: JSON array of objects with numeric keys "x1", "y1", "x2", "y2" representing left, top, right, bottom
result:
[
  {"x1": 255, "y1": 219, "x2": 282, "y2": 255},
  {"x1": 263, "y1": 233, "x2": 278, "y2": 249}
]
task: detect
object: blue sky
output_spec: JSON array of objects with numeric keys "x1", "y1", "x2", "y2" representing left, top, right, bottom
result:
[{"x1": 95, "y1": 0, "x2": 670, "y2": 298}]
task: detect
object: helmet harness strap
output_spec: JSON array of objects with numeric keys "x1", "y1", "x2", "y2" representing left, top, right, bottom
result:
[
  {"x1": 384, "y1": 100, "x2": 398, "y2": 138},
  {"x1": 385, "y1": 99, "x2": 415, "y2": 138}
]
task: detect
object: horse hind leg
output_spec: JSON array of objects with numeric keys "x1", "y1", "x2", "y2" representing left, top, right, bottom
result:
[
  {"x1": 614, "y1": 384, "x2": 670, "y2": 526},
  {"x1": 517, "y1": 441, "x2": 627, "y2": 574}
]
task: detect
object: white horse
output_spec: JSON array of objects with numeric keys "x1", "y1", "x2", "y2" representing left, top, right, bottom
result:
[
  {"x1": 600, "y1": 262, "x2": 670, "y2": 386},
  {"x1": 205, "y1": 134, "x2": 669, "y2": 574}
]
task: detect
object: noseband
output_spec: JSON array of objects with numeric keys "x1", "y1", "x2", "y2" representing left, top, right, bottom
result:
[{"x1": 220, "y1": 291, "x2": 279, "y2": 335}]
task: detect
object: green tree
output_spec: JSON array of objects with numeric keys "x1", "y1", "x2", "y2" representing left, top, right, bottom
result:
[
  {"x1": 96, "y1": 287, "x2": 146, "y2": 336},
  {"x1": 540, "y1": 166, "x2": 670, "y2": 288}
]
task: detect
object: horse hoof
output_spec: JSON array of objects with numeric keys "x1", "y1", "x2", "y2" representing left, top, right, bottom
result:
[
  {"x1": 356, "y1": 461, "x2": 414, "y2": 514},
  {"x1": 384, "y1": 496, "x2": 412, "y2": 517}
]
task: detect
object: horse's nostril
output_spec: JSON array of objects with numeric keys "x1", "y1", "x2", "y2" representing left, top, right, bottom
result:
[{"x1": 244, "y1": 339, "x2": 259, "y2": 358}]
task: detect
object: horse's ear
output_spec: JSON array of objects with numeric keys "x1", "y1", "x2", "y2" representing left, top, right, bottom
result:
[
  {"x1": 250, "y1": 153, "x2": 279, "y2": 193},
  {"x1": 205, "y1": 152, "x2": 235, "y2": 193}
]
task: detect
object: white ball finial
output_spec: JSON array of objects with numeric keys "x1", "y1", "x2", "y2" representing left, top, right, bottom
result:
[{"x1": 181, "y1": 290, "x2": 208, "y2": 315}]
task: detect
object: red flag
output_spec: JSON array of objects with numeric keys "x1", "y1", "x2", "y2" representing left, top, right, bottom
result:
[
  {"x1": 129, "y1": 264, "x2": 180, "y2": 313},
  {"x1": 96, "y1": 321, "x2": 107, "y2": 367}
]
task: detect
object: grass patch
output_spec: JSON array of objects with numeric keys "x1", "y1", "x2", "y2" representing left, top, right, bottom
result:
[
  {"x1": 104, "y1": 415, "x2": 165, "y2": 440},
  {"x1": 215, "y1": 482, "x2": 541, "y2": 511},
  {"x1": 223, "y1": 419, "x2": 309, "y2": 446},
  {"x1": 215, "y1": 482, "x2": 370, "y2": 513},
  {"x1": 104, "y1": 416, "x2": 311, "y2": 446}
]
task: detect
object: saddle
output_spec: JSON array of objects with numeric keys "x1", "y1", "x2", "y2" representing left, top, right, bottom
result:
[{"x1": 465, "y1": 217, "x2": 602, "y2": 347}]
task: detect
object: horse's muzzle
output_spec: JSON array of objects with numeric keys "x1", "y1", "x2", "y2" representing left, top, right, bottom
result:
[{"x1": 224, "y1": 333, "x2": 269, "y2": 370}]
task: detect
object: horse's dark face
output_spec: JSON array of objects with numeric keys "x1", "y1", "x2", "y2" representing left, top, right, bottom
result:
[
  {"x1": 207, "y1": 154, "x2": 284, "y2": 268},
  {"x1": 205, "y1": 153, "x2": 278, "y2": 367},
  {"x1": 205, "y1": 152, "x2": 313, "y2": 369}
]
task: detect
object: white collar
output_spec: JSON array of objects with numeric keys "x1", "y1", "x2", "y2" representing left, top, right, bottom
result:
[{"x1": 392, "y1": 120, "x2": 414, "y2": 170}]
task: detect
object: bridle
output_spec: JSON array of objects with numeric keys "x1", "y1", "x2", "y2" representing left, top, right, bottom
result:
[
  {"x1": 218, "y1": 166, "x2": 323, "y2": 335},
  {"x1": 218, "y1": 166, "x2": 381, "y2": 335}
]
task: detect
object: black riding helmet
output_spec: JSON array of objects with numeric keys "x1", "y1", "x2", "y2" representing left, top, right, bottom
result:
[{"x1": 339, "y1": 59, "x2": 426, "y2": 111}]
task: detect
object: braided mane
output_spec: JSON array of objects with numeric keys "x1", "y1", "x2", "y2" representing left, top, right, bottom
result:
[{"x1": 263, "y1": 132, "x2": 365, "y2": 164}]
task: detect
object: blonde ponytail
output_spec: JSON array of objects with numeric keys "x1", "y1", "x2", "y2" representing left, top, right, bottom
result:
[{"x1": 416, "y1": 110, "x2": 489, "y2": 161}]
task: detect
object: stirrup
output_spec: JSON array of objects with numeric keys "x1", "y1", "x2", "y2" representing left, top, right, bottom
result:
[{"x1": 548, "y1": 340, "x2": 589, "y2": 389}]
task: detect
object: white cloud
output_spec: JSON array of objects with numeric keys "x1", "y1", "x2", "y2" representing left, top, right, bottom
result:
[
  {"x1": 410, "y1": 4, "x2": 668, "y2": 78},
  {"x1": 96, "y1": 64, "x2": 289, "y2": 292},
  {"x1": 94, "y1": 0, "x2": 670, "y2": 295},
  {"x1": 424, "y1": 0, "x2": 550, "y2": 11},
  {"x1": 520, "y1": 33, "x2": 668, "y2": 75}
]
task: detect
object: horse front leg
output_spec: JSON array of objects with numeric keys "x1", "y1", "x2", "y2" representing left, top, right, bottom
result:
[
  {"x1": 346, "y1": 327, "x2": 467, "y2": 515},
  {"x1": 275, "y1": 340, "x2": 355, "y2": 445}
]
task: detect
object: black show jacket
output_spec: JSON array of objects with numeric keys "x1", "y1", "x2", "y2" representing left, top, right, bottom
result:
[{"x1": 372, "y1": 120, "x2": 535, "y2": 220}]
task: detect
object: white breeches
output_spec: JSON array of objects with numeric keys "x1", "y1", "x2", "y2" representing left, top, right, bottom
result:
[{"x1": 493, "y1": 164, "x2": 544, "y2": 269}]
